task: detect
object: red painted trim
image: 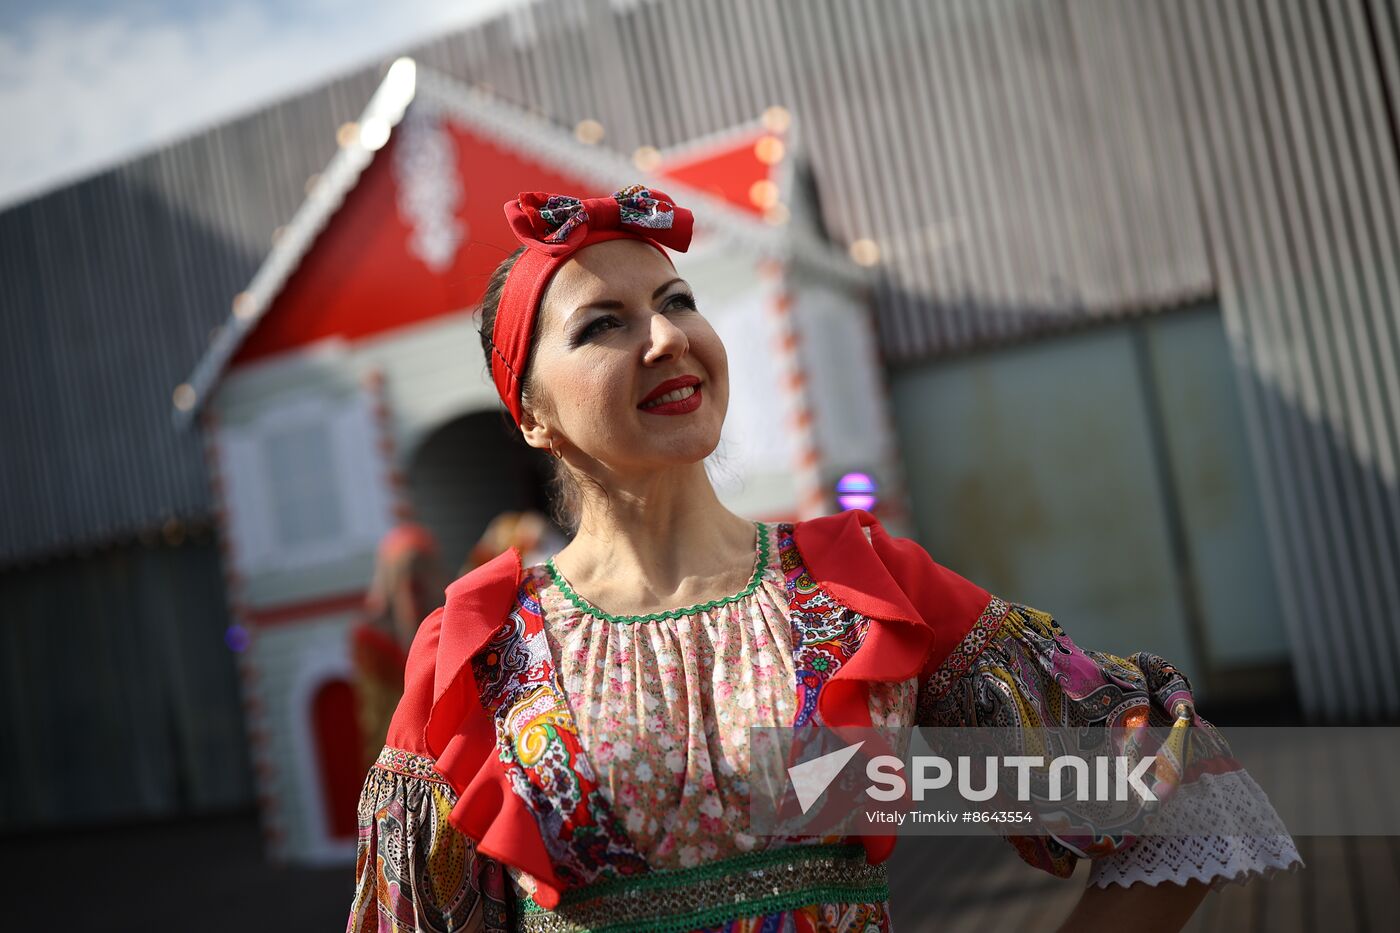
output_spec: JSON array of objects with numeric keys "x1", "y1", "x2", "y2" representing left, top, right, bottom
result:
[
  {"x1": 657, "y1": 127, "x2": 775, "y2": 217},
  {"x1": 244, "y1": 590, "x2": 367, "y2": 627}
]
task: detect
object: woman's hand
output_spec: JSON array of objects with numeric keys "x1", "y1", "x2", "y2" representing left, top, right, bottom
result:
[{"x1": 1054, "y1": 879, "x2": 1210, "y2": 932}]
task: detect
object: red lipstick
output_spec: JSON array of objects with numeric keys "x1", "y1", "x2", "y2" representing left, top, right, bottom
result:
[{"x1": 638, "y1": 375, "x2": 702, "y2": 415}]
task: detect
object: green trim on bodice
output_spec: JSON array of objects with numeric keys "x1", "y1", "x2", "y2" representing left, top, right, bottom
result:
[
  {"x1": 544, "y1": 522, "x2": 771, "y2": 624},
  {"x1": 516, "y1": 842, "x2": 889, "y2": 933}
]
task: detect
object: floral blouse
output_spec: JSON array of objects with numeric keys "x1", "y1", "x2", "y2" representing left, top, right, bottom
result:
[{"x1": 347, "y1": 522, "x2": 1301, "y2": 932}]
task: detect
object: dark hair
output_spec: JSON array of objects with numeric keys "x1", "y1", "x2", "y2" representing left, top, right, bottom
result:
[{"x1": 478, "y1": 246, "x2": 584, "y2": 532}]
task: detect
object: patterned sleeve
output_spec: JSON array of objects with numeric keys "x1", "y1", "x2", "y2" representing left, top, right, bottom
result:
[
  {"x1": 917, "y1": 600, "x2": 1303, "y2": 889},
  {"x1": 347, "y1": 746, "x2": 511, "y2": 932}
]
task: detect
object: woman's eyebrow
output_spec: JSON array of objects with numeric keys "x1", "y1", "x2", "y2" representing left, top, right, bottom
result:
[
  {"x1": 569, "y1": 278, "x2": 690, "y2": 317},
  {"x1": 651, "y1": 277, "x2": 687, "y2": 298}
]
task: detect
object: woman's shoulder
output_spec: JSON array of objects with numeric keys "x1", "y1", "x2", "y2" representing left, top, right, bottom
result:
[
  {"x1": 382, "y1": 604, "x2": 446, "y2": 754},
  {"x1": 383, "y1": 548, "x2": 526, "y2": 754},
  {"x1": 786, "y1": 510, "x2": 998, "y2": 687},
  {"x1": 792, "y1": 510, "x2": 992, "y2": 624}
]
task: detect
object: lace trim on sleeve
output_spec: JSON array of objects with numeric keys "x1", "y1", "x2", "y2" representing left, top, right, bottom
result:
[
  {"x1": 1087, "y1": 769, "x2": 1304, "y2": 889},
  {"x1": 915, "y1": 600, "x2": 1303, "y2": 889},
  {"x1": 347, "y1": 746, "x2": 510, "y2": 932}
]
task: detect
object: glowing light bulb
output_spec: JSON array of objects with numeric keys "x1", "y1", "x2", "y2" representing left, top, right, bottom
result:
[
  {"x1": 749, "y1": 179, "x2": 779, "y2": 210},
  {"x1": 849, "y1": 238, "x2": 880, "y2": 266},
  {"x1": 754, "y1": 135, "x2": 785, "y2": 165},
  {"x1": 575, "y1": 119, "x2": 605, "y2": 145},
  {"x1": 762, "y1": 105, "x2": 792, "y2": 134},
  {"x1": 232, "y1": 291, "x2": 256, "y2": 320},
  {"x1": 633, "y1": 145, "x2": 662, "y2": 172},
  {"x1": 835, "y1": 472, "x2": 879, "y2": 512}
]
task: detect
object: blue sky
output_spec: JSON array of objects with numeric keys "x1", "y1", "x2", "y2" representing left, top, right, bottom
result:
[{"x1": 0, "y1": 0, "x2": 524, "y2": 208}]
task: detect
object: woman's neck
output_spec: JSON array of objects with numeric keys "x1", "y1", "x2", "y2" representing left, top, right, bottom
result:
[{"x1": 550, "y1": 461, "x2": 759, "y2": 617}]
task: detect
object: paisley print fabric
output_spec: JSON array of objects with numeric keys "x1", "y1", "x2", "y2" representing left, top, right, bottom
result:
[
  {"x1": 471, "y1": 577, "x2": 649, "y2": 887},
  {"x1": 527, "y1": 185, "x2": 679, "y2": 245},
  {"x1": 701, "y1": 901, "x2": 891, "y2": 933},
  {"x1": 777, "y1": 526, "x2": 882, "y2": 730},
  {"x1": 919, "y1": 601, "x2": 1300, "y2": 881},
  {"x1": 347, "y1": 746, "x2": 509, "y2": 932}
]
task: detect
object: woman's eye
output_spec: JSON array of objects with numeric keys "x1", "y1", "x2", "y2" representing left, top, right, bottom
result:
[
  {"x1": 665, "y1": 294, "x2": 698, "y2": 313},
  {"x1": 579, "y1": 315, "x2": 620, "y2": 341}
]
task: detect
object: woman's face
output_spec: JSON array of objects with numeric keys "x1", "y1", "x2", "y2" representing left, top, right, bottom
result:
[{"x1": 520, "y1": 238, "x2": 729, "y2": 472}]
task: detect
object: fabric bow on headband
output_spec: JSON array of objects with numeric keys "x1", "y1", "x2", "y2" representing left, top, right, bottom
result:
[
  {"x1": 506, "y1": 185, "x2": 693, "y2": 255},
  {"x1": 491, "y1": 185, "x2": 695, "y2": 425}
]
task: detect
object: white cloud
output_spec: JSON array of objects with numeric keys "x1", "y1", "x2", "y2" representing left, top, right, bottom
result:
[{"x1": 0, "y1": 0, "x2": 524, "y2": 208}]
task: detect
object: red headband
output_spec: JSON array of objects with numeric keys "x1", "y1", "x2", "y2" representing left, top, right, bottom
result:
[{"x1": 490, "y1": 185, "x2": 695, "y2": 424}]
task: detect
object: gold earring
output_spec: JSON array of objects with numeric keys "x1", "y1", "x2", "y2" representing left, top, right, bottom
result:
[{"x1": 549, "y1": 437, "x2": 562, "y2": 460}]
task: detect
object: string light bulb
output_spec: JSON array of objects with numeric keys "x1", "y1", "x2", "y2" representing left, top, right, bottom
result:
[
  {"x1": 754, "y1": 135, "x2": 785, "y2": 165},
  {"x1": 633, "y1": 145, "x2": 662, "y2": 172},
  {"x1": 849, "y1": 238, "x2": 880, "y2": 266},
  {"x1": 749, "y1": 179, "x2": 779, "y2": 210},
  {"x1": 574, "y1": 119, "x2": 605, "y2": 145},
  {"x1": 762, "y1": 106, "x2": 792, "y2": 134}
]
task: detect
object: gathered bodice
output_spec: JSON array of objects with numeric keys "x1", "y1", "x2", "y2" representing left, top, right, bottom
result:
[{"x1": 527, "y1": 521, "x2": 913, "y2": 869}]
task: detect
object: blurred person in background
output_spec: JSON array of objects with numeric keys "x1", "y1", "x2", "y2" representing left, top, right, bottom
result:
[
  {"x1": 462, "y1": 509, "x2": 566, "y2": 574},
  {"x1": 349, "y1": 523, "x2": 449, "y2": 772},
  {"x1": 346, "y1": 186, "x2": 1300, "y2": 933}
]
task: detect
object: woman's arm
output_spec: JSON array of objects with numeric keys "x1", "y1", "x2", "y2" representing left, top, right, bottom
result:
[
  {"x1": 348, "y1": 746, "x2": 500, "y2": 932},
  {"x1": 916, "y1": 598, "x2": 1302, "y2": 913},
  {"x1": 1055, "y1": 879, "x2": 1210, "y2": 932}
]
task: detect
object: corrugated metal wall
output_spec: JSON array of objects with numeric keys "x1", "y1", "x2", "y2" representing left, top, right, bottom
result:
[
  {"x1": 0, "y1": 70, "x2": 385, "y2": 565},
  {"x1": 0, "y1": 535, "x2": 252, "y2": 830},
  {"x1": 3, "y1": 0, "x2": 1398, "y2": 717},
  {"x1": 408, "y1": 0, "x2": 1215, "y2": 353},
  {"x1": 1159, "y1": 0, "x2": 1400, "y2": 720}
]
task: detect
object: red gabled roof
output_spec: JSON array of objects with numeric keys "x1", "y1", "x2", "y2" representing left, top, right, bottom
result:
[
  {"x1": 233, "y1": 119, "x2": 591, "y2": 364},
  {"x1": 657, "y1": 127, "x2": 784, "y2": 217}
]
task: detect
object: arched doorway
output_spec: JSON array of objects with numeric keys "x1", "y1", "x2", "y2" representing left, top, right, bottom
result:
[
  {"x1": 311, "y1": 677, "x2": 361, "y2": 841},
  {"x1": 405, "y1": 411, "x2": 556, "y2": 573}
]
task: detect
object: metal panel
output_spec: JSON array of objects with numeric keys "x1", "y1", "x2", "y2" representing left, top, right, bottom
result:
[
  {"x1": 1161, "y1": 0, "x2": 1400, "y2": 718},
  {"x1": 889, "y1": 325, "x2": 1204, "y2": 677},
  {"x1": 0, "y1": 69, "x2": 380, "y2": 564},
  {"x1": 1144, "y1": 308, "x2": 1291, "y2": 671},
  {"x1": 0, "y1": 538, "x2": 251, "y2": 830}
]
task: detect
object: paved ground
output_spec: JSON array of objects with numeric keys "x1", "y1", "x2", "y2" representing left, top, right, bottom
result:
[
  {"x1": 17, "y1": 810, "x2": 350, "y2": 931},
  {"x1": 888, "y1": 833, "x2": 1400, "y2": 933}
]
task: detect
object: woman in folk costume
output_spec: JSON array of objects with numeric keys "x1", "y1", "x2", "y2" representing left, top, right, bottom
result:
[
  {"x1": 463, "y1": 511, "x2": 567, "y2": 577},
  {"x1": 349, "y1": 523, "x2": 449, "y2": 773},
  {"x1": 347, "y1": 186, "x2": 1300, "y2": 932}
]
